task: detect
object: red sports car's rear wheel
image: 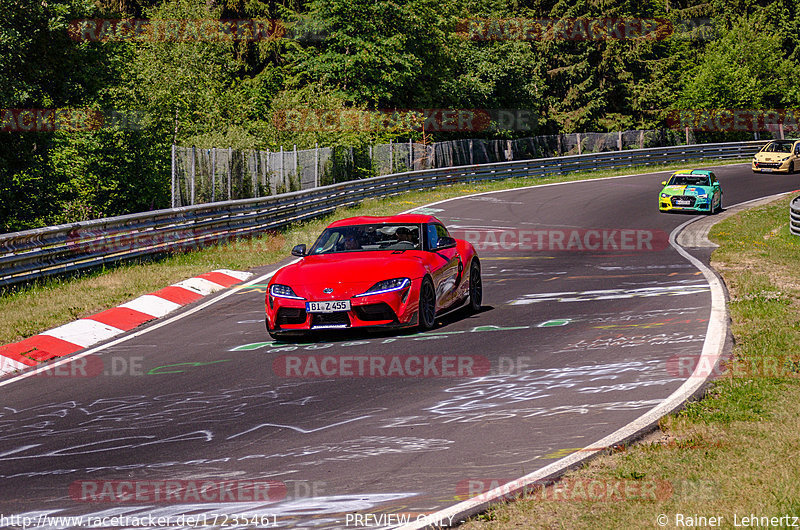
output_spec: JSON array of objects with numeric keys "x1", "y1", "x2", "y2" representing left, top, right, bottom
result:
[
  {"x1": 468, "y1": 259, "x2": 482, "y2": 312},
  {"x1": 418, "y1": 277, "x2": 436, "y2": 330}
]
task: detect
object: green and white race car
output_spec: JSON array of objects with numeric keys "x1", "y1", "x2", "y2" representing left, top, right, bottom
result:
[{"x1": 658, "y1": 169, "x2": 722, "y2": 214}]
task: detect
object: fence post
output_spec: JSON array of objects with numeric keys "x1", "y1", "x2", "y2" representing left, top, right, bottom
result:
[
  {"x1": 190, "y1": 145, "x2": 196, "y2": 205},
  {"x1": 264, "y1": 149, "x2": 272, "y2": 195},
  {"x1": 639, "y1": 130, "x2": 644, "y2": 149},
  {"x1": 293, "y1": 144, "x2": 298, "y2": 189},
  {"x1": 389, "y1": 140, "x2": 393, "y2": 173},
  {"x1": 780, "y1": 123, "x2": 785, "y2": 139},
  {"x1": 576, "y1": 133, "x2": 581, "y2": 155},
  {"x1": 618, "y1": 131, "x2": 623, "y2": 151},
  {"x1": 369, "y1": 144, "x2": 373, "y2": 173},
  {"x1": 469, "y1": 139, "x2": 473, "y2": 165},
  {"x1": 408, "y1": 138, "x2": 413, "y2": 170},
  {"x1": 262, "y1": 149, "x2": 267, "y2": 195},
  {"x1": 227, "y1": 147, "x2": 232, "y2": 200},
  {"x1": 685, "y1": 127, "x2": 690, "y2": 145},
  {"x1": 253, "y1": 150, "x2": 259, "y2": 198},
  {"x1": 211, "y1": 147, "x2": 216, "y2": 202},
  {"x1": 314, "y1": 143, "x2": 319, "y2": 188},
  {"x1": 171, "y1": 144, "x2": 176, "y2": 208},
  {"x1": 280, "y1": 146, "x2": 285, "y2": 190}
]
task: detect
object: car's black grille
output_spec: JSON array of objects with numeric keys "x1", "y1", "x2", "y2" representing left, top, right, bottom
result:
[
  {"x1": 757, "y1": 162, "x2": 782, "y2": 168},
  {"x1": 354, "y1": 303, "x2": 397, "y2": 322},
  {"x1": 670, "y1": 196, "x2": 696, "y2": 207},
  {"x1": 311, "y1": 312, "x2": 351, "y2": 328},
  {"x1": 276, "y1": 308, "x2": 307, "y2": 326}
]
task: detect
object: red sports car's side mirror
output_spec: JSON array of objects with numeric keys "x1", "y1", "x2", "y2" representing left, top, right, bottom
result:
[
  {"x1": 291, "y1": 244, "x2": 307, "y2": 257},
  {"x1": 435, "y1": 237, "x2": 457, "y2": 250}
]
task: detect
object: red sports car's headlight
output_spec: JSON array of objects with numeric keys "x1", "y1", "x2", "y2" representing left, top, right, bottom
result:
[
  {"x1": 269, "y1": 284, "x2": 305, "y2": 300},
  {"x1": 356, "y1": 278, "x2": 411, "y2": 297}
]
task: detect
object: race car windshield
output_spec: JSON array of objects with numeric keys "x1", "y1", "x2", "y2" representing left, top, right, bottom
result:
[
  {"x1": 763, "y1": 142, "x2": 794, "y2": 153},
  {"x1": 309, "y1": 224, "x2": 422, "y2": 254},
  {"x1": 668, "y1": 175, "x2": 710, "y2": 186}
]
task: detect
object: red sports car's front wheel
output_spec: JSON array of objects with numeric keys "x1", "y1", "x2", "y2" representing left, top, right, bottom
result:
[{"x1": 418, "y1": 278, "x2": 436, "y2": 330}]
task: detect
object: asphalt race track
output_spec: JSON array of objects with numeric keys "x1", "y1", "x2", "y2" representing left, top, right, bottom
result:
[{"x1": 1, "y1": 163, "x2": 798, "y2": 529}]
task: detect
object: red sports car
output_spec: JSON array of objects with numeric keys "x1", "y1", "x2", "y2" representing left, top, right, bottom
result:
[{"x1": 265, "y1": 214, "x2": 482, "y2": 339}]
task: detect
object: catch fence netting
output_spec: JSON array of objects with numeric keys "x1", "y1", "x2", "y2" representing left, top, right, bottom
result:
[{"x1": 173, "y1": 129, "x2": 696, "y2": 206}]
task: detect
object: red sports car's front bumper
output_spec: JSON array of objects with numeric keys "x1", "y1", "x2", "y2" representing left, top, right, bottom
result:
[{"x1": 265, "y1": 280, "x2": 420, "y2": 335}]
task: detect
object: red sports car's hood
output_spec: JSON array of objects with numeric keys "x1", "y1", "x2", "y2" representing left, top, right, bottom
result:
[{"x1": 273, "y1": 251, "x2": 428, "y2": 299}]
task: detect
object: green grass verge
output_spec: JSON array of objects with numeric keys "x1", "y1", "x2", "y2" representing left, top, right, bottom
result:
[
  {"x1": 0, "y1": 158, "x2": 747, "y2": 347},
  {"x1": 459, "y1": 194, "x2": 800, "y2": 528}
]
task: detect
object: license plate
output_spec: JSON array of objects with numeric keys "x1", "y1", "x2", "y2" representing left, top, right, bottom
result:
[
  {"x1": 762, "y1": 168, "x2": 773, "y2": 173},
  {"x1": 306, "y1": 300, "x2": 351, "y2": 313},
  {"x1": 675, "y1": 200, "x2": 691, "y2": 206}
]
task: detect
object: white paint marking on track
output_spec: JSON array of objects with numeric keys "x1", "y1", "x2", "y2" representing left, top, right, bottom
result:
[
  {"x1": 173, "y1": 277, "x2": 226, "y2": 295},
  {"x1": 214, "y1": 269, "x2": 253, "y2": 281},
  {"x1": 119, "y1": 295, "x2": 182, "y2": 318},
  {"x1": 0, "y1": 357, "x2": 30, "y2": 376},
  {"x1": 39, "y1": 319, "x2": 124, "y2": 349}
]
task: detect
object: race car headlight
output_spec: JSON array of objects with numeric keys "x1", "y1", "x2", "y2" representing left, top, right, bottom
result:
[
  {"x1": 357, "y1": 278, "x2": 411, "y2": 297},
  {"x1": 269, "y1": 284, "x2": 305, "y2": 300},
  {"x1": 697, "y1": 193, "x2": 708, "y2": 198},
  {"x1": 660, "y1": 193, "x2": 670, "y2": 198}
]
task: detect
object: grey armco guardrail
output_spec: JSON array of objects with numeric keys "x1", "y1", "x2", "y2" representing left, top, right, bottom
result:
[
  {"x1": 0, "y1": 140, "x2": 765, "y2": 289},
  {"x1": 790, "y1": 196, "x2": 800, "y2": 236}
]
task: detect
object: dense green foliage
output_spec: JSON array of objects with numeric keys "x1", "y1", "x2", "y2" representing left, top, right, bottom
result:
[{"x1": 1, "y1": 0, "x2": 799, "y2": 232}]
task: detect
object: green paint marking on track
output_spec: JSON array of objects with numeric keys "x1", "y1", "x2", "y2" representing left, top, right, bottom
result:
[
  {"x1": 231, "y1": 323, "x2": 531, "y2": 351},
  {"x1": 538, "y1": 319, "x2": 572, "y2": 327},
  {"x1": 147, "y1": 360, "x2": 232, "y2": 375},
  {"x1": 470, "y1": 325, "x2": 530, "y2": 332},
  {"x1": 230, "y1": 342, "x2": 278, "y2": 351}
]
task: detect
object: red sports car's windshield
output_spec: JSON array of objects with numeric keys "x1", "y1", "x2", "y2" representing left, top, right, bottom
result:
[{"x1": 310, "y1": 223, "x2": 422, "y2": 254}]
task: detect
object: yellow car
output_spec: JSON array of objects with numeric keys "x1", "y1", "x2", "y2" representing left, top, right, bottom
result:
[{"x1": 752, "y1": 140, "x2": 800, "y2": 173}]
